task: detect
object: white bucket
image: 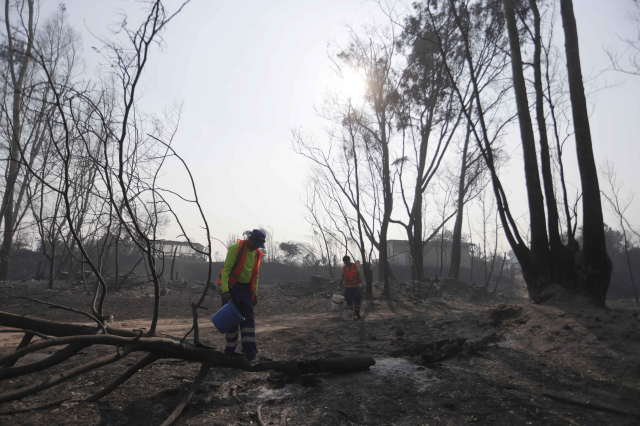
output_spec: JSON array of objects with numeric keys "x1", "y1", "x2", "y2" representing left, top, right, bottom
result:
[
  {"x1": 343, "y1": 308, "x2": 353, "y2": 321},
  {"x1": 331, "y1": 294, "x2": 344, "y2": 312}
]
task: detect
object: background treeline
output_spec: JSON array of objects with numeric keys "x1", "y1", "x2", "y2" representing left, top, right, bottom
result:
[
  {"x1": 291, "y1": 0, "x2": 640, "y2": 304},
  {"x1": 0, "y1": 1, "x2": 638, "y2": 305}
]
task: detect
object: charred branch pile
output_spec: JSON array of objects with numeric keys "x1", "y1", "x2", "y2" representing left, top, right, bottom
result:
[{"x1": 0, "y1": 310, "x2": 375, "y2": 424}]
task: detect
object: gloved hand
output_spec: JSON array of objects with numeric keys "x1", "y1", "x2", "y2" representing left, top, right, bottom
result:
[
  {"x1": 222, "y1": 291, "x2": 230, "y2": 305},
  {"x1": 253, "y1": 294, "x2": 259, "y2": 306}
]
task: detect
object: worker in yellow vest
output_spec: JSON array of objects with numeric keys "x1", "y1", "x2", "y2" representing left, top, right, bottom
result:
[
  {"x1": 218, "y1": 229, "x2": 265, "y2": 362},
  {"x1": 339, "y1": 255, "x2": 362, "y2": 319}
]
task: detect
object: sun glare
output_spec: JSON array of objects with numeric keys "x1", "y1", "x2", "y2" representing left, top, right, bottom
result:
[{"x1": 337, "y1": 69, "x2": 366, "y2": 102}]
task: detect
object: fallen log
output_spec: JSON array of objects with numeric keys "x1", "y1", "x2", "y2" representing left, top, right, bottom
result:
[
  {"x1": 18, "y1": 298, "x2": 107, "y2": 334},
  {"x1": 0, "y1": 334, "x2": 144, "y2": 368},
  {"x1": 1, "y1": 332, "x2": 34, "y2": 368},
  {"x1": 0, "y1": 311, "x2": 138, "y2": 338},
  {"x1": 0, "y1": 309, "x2": 375, "y2": 424},
  {"x1": 0, "y1": 339, "x2": 374, "y2": 404},
  {"x1": 86, "y1": 353, "x2": 159, "y2": 402},
  {"x1": 0, "y1": 343, "x2": 88, "y2": 381},
  {"x1": 0, "y1": 331, "x2": 375, "y2": 380},
  {"x1": 0, "y1": 348, "x2": 131, "y2": 404}
]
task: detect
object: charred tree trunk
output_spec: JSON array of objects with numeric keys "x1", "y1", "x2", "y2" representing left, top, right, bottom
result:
[
  {"x1": 412, "y1": 190, "x2": 425, "y2": 282},
  {"x1": 443, "y1": 0, "x2": 541, "y2": 300},
  {"x1": 379, "y1": 113, "x2": 393, "y2": 298},
  {"x1": 170, "y1": 246, "x2": 177, "y2": 281},
  {"x1": 407, "y1": 230, "x2": 417, "y2": 280},
  {"x1": 350, "y1": 115, "x2": 374, "y2": 300},
  {"x1": 468, "y1": 215, "x2": 475, "y2": 284},
  {"x1": 114, "y1": 234, "x2": 120, "y2": 291},
  {"x1": 379, "y1": 222, "x2": 391, "y2": 297},
  {"x1": 545, "y1": 41, "x2": 577, "y2": 247},
  {"x1": 362, "y1": 260, "x2": 373, "y2": 299},
  {"x1": 492, "y1": 253, "x2": 507, "y2": 295},
  {"x1": 449, "y1": 121, "x2": 471, "y2": 280},
  {"x1": 48, "y1": 245, "x2": 55, "y2": 289},
  {"x1": 502, "y1": 0, "x2": 550, "y2": 273},
  {"x1": 529, "y1": 0, "x2": 563, "y2": 254},
  {"x1": 34, "y1": 258, "x2": 45, "y2": 280},
  {"x1": 560, "y1": 0, "x2": 611, "y2": 303},
  {"x1": 0, "y1": 0, "x2": 35, "y2": 280}
]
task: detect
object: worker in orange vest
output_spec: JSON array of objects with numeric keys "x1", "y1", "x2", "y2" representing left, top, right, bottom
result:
[
  {"x1": 339, "y1": 255, "x2": 362, "y2": 319},
  {"x1": 218, "y1": 229, "x2": 265, "y2": 362}
]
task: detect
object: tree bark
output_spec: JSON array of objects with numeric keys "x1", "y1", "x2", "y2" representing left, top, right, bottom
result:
[
  {"x1": 449, "y1": 120, "x2": 471, "y2": 279},
  {"x1": 412, "y1": 190, "x2": 425, "y2": 281},
  {"x1": 0, "y1": 0, "x2": 35, "y2": 280},
  {"x1": 379, "y1": 109, "x2": 393, "y2": 297},
  {"x1": 545, "y1": 43, "x2": 577, "y2": 247},
  {"x1": 560, "y1": 0, "x2": 611, "y2": 303},
  {"x1": 492, "y1": 253, "x2": 507, "y2": 295},
  {"x1": 502, "y1": 0, "x2": 550, "y2": 272},
  {"x1": 443, "y1": 0, "x2": 541, "y2": 298},
  {"x1": 115, "y1": 230, "x2": 120, "y2": 291},
  {"x1": 170, "y1": 245, "x2": 177, "y2": 281},
  {"x1": 48, "y1": 245, "x2": 55, "y2": 289},
  {"x1": 529, "y1": 0, "x2": 563, "y2": 254}
]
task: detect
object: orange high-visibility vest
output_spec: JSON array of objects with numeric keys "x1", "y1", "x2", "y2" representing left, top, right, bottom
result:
[
  {"x1": 217, "y1": 239, "x2": 263, "y2": 294},
  {"x1": 343, "y1": 263, "x2": 360, "y2": 287}
]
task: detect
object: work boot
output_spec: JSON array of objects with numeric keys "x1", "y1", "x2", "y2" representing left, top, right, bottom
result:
[{"x1": 354, "y1": 312, "x2": 362, "y2": 320}]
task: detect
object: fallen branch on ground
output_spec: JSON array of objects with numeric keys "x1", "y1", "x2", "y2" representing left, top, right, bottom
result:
[
  {"x1": 0, "y1": 310, "x2": 375, "y2": 424},
  {"x1": 86, "y1": 353, "x2": 159, "y2": 402},
  {"x1": 0, "y1": 343, "x2": 88, "y2": 381},
  {"x1": 231, "y1": 387, "x2": 244, "y2": 408},
  {"x1": 257, "y1": 404, "x2": 266, "y2": 426},
  {"x1": 1, "y1": 332, "x2": 34, "y2": 368},
  {"x1": 0, "y1": 329, "x2": 49, "y2": 340},
  {"x1": 0, "y1": 311, "x2": 138, "y2": 338},
  {"x1": 0, "y1": 348, "x2": 131, "y2": 404},
  {"x1": 18, "y1": 297, "x2": 107, "y2": 334},
  {"x1": 160, "y1": 363, "x2": 212, "y2": 426}
]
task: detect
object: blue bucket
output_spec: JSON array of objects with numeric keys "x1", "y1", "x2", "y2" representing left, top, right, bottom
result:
[{"x1": 211, "y1": 301, "x2": 245, "y2": 334}]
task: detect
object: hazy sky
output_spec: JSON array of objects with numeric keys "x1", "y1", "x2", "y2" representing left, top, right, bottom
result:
[{"x1": 40, "y1": 0, "x2": 640, "y2": 254}]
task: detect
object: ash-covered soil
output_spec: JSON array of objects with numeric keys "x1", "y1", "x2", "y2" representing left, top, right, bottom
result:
[{"x1": 0, "y1": 277, "x2": 639, "y2": 425}]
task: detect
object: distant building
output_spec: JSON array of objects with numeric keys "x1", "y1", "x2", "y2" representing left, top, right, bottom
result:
[
  {"x1": 387, "y1": 240, "x2": 472, "y2": 269},
  {"x1": 153, "y1": 240, "x2": 207, "y2": 261}
]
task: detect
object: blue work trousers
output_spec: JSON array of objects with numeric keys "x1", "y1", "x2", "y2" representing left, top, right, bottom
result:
[
  {"x1": 223, "y1": 283, "x2": 257, "y2": 360},
  {"x1": 344, "y1": 287, "x2": 362, "y2": 314}
]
